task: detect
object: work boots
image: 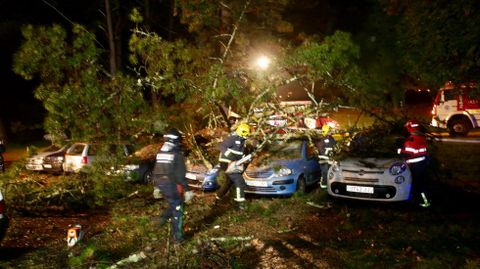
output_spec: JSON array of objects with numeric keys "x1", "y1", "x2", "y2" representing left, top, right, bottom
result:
[{"x1": 419, "y1": 192, "x2": 431, "y2": 208}]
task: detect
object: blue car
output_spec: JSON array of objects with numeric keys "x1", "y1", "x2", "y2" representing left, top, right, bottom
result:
[
  {"x1": 243, "y1": 139, "x2": 322, "y2": 196},
  {"x1": 186, "y1": 163, "x2": 220, "y2": 191}
]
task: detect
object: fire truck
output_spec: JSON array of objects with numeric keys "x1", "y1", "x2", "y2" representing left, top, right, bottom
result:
[{"x1": 431, "y1": 82, "x2": 480, "y2": 136}]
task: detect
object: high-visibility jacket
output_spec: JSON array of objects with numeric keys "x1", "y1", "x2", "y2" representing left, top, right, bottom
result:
[
  {"x1": 316, "y1": 135, "x2": 336, "y2": 164},
  {"x1": 218, "y1": 133, "x2": 246, "y2": 163},
  {"x1": 398, "y1": 131, "x2": 428, "y2": 164},
  {"x1": 152, "y1": 142, "x2": 188, "y2": 191}
]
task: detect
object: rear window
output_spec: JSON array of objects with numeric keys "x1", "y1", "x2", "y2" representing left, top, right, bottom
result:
[{"x1": 67, "y1": 144, "x2": 85, "y2": 155}]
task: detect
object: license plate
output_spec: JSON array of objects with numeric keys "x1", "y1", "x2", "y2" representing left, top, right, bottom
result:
[
  {"x1": 43, "y1": 164, "x2": 52, "y2": 168},
  {"x1": 185, "y1": 172, "x2": 196, "y2": 180},
  {"x1": 346, "y1": 185, "x2": 374, "y2": 194},
  {"x1": 246, "y1": 180, "x2": 268, "y2": 187}
]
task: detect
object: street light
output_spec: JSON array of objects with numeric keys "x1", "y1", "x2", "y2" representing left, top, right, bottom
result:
[{"x1": 255, "y1": 55, "x2": 271, "y2": 70}]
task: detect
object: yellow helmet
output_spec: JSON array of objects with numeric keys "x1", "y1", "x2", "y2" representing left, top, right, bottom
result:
[
  {"x1": 236, "y1": 123, "x2": 251, "y2": 138},
  {"x1": 322, "y1": 124, "x2": 331, "y2": 136}
]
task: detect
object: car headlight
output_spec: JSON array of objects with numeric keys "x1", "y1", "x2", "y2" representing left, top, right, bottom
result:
[
  {"x1": 56, "y1": 156, "x2": 64, "y2": 161},
  {"x1": 207, "y1": 168, "x2": 219, "y2": 175},
  {"x1": 394, "y1": 176, "x2": 405, "y2": 184},
  {"x1": 389, "y1": 162, "x2": 407, "y2": 175},
  {"x1": 273, "y1": 168, "x2": 292, "y2": 177}
]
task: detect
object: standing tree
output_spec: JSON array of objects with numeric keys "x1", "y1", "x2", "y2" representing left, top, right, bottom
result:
[{"x1": 13, "y1": 24, "x2": 147, "y2": 143}]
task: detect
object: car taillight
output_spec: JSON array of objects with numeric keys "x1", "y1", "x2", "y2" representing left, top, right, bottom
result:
[{"x1": 81, "y1": 156, "x2": 88, "y2": 164}]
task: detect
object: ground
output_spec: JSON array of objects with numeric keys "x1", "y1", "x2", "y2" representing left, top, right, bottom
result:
[{"x1": 1, "y1": 107, "x2": 480, "y2": 268}]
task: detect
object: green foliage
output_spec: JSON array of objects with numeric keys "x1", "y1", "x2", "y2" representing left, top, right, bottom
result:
[
  {"x1": 382, "y1": 0, "x2": 480, "y2": 86},
  {"x1": 13, "y1": 24, "x2": 147, "y2": 143}
]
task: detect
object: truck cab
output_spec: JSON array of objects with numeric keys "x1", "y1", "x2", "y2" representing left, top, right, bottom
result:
[{"x1": 431, "y1": 82, "x2": 480, "y2": 136}]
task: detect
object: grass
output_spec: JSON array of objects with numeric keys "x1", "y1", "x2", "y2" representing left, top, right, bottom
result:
[{"x1": 1, "y1": 141, "x2": 480, "y2": 268}]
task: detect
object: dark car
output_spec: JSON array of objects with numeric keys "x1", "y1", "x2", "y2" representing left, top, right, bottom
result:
[
  {"x1": 42, "y1": 145, "x2": 71, "y2": 173},
  {"x1": 26, "y1": 144, "x2": 70, "y2": 173},
  {"x1": 0, "y1": 189, "x2": 8, "y2": 242}
]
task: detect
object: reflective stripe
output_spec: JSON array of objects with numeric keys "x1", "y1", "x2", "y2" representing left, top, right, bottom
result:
[
  {"x1": 219, "y1": 157, "x2": 231, "y2": 163},
  {"x1": 404, "y1": 147, "x2": 427, "y2": 154},
  {"x1": 406, "y1": 156, "x2": 426, "y2": 163},
  {"x1": 156, "y1": 153, "x2": 174, "y2": 163},
  {"x1": 234, "y1": 187, "x2": 245, "y2": 202},
  {"x1": 318, "y1": 155, "x2": 330, "y2": 160},
  {"x1": 164, "y1": 134, "x2": 179, "y2": 140},
  {"x1": 226, "y1": 148, "x2": 243, "y2": 156}
]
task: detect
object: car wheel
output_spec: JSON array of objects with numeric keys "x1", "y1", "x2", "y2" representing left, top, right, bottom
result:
[
  {"x1": 448, "y1": 118, "x2": 471, "y2": 136},
  {"x1": 142, "y1": 169, "x2": 153, "y2": 184},
  {"x1": 296, "y1": 176, "x2": 306, "y2": 194}
]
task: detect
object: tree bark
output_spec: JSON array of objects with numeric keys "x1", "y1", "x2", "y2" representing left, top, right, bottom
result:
[{"x1": 105, "y1": 0, "x2": 116, "y2": 75}]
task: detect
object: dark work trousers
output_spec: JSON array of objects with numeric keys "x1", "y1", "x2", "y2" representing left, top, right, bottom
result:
[
  {"x1": 408, "y1": 157, "x2": 430, "y2": 204},
  {"x1": 320, "y1": 163, "x2": 330, "y2": 185},
  {"x1": 156, "y1": 177, "x2": 184, "y2": 243},
  {"x1": 216, "y1": 162, "x2": 246, "y2": 204}
]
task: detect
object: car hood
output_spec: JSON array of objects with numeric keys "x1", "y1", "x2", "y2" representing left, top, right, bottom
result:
[
  {"x1": 246, "y1": 159, "x2": 300, "y2": 172},
  {"x1": 337, "y1": 157, "x2": 402, "y2": 170}
]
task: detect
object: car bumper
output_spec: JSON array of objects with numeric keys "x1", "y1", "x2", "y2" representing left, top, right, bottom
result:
[
  {"x1": 42, "y1": 162, "x2": 64, "y2": 173},
  {"x1": 328, "y1": 181, "x2": 411, "y2": 202},
  {"x1": 244, "y1": 176, "x2": 297, "y2": 195},
  {"x1": 26, "y1": 164, "x2": 44, "y2": 171},
  {"x1": 431, "y1": 117, "x2": 446, "y2": 128},
  {"x1": 186, "y1": 172, "x2": 218, "y2": 191}
]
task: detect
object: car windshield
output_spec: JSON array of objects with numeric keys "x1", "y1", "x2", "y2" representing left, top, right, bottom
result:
[
  {"x1": 340, "y1": 132, "x2": 401, "y2": 159},
  {"x1": 67, "y1": 144, "x2": 85, "y2": 155},
  {"x1": 251, "y1": 140, "x2": 302, "y2": 166}
]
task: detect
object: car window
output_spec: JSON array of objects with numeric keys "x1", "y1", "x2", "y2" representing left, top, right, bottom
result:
[
  {"x1": 306, "y1": 143, "x2": 317, "y2": 159},
  {"x1": 68, "y1": 144, "x2": 85, "y2": 155},
  {"x1": 443, "y1": 89, "x2": 457, "y2": 101},
  {"x1": 87, "y1": 145, "x2": 97, "y2": 156}
]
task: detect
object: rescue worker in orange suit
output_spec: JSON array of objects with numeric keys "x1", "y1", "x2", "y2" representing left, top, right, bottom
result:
[
  {"x1": 316, "y1": 124, "x2": 336, "y2": 189},
  {"x1": 397, "y1": 119, "x2": 431, "y2": 208},
  {"x1": 215, "y1": 123, "x2": 250, "y2": 210},
  {"x1": 152, "y1": 128, "x2": 194, "y2": 244}
]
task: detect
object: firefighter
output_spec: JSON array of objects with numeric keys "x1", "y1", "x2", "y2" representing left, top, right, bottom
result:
[
  {"x1": 215, "y1": 123, "x2": 251, "y2": 210},
  {"x1": 397, "y1": 119, "x2": 431, "y2": 208},
  {"x1": 151, "y1": 128, "x2": 194, "y2": 244},
  {"x1": 316, "y1": 124, "x2": 336, "y2": 189}
]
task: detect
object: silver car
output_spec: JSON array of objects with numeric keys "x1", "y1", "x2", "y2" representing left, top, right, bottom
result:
[
  {"x1": 63, "y1": 143, "x2": 97, "y2": 173},
  {"x1": 26, "y1": 145, "x2": 70, "y2": 172},
  {"x1": 328, "y1": 157, "x2": 412, "y2": 202}
]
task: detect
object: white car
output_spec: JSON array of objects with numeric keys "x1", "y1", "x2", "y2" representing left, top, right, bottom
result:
[
  {"x1": 328, "y1": 157, "x2": 412, "y2": 202},
  {"x1": 26, "y1": 145, "x2": 70, "y2": 172},
  {"x1": 63, "y1": 143, "x2": 98, "y2": 173}
]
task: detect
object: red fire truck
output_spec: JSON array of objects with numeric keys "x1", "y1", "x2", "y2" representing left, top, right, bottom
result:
[{"x1": 431, "y1": 82, "x2": 480, "y2": 136}]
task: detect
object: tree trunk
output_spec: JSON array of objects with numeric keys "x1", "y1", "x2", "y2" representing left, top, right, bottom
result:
[{"x1": 105, "y1": 0, "x2": 116, "y2": 75}]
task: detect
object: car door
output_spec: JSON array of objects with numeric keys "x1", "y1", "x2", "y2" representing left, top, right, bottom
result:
[
  {"x1": 64, "y1": 143, "x2": 87, "y2": 172},
  {"x1": 302, "y1": 141, "x2": 322, "y2": 185}
]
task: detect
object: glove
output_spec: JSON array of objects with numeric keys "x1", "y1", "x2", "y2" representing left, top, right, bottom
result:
[
  {"x1": 184, "y1": 191, "x2": 195, "y2": 203},
  {"x1": 153, "y1": 187, "x2": 162, "y2": 199}
]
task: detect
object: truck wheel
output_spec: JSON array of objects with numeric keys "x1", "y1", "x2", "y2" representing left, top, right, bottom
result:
[{"x1": 448, "y1": 118, "x2": 471, "y2": 136}]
